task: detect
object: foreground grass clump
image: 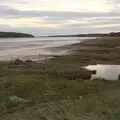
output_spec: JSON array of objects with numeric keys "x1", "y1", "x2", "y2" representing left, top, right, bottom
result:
[{"x1": 1, "y1": 73, "x2": 120, "y2": 120}]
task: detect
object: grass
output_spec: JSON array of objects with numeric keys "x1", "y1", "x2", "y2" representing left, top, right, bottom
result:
[
  {"x1": 0, "y1": 60, "x2": 120, "y2": 119},
  {"x1": 0, "y1": 37, "x2": 120, "y2": 119}
]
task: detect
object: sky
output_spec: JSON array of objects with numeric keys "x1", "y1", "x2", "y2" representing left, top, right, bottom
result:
[{"x1": 0, "y1": 0, "x2": 120, "y2": 35}]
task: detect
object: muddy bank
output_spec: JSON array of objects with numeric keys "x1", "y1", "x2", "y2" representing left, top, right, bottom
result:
[
  {"x1": 53, "y1": 37, "x2": 120, "y2": 66},
  {"x1": 42, "y1": 37, "x2": 120, "y2": 80}
]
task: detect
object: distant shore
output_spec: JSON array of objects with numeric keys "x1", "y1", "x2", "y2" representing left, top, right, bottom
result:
[
  {"x1": 0, "y1": 32, "x2": 34, "y2": 38},
  {"x1": 48, "y1": 32, "x2": 120, "y2": 37}
]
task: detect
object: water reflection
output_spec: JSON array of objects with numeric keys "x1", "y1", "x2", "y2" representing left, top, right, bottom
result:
[
  {"x1": 85, "y1": 65, "x2": 120, "y2": 80},
  {"x1": 0, "y1": 37, "x2": 94, "y2": 60}
]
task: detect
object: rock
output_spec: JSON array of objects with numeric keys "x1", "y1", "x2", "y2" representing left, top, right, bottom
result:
[
  {"x1": 9, "y1": 96, "x2": 29, "y2": 103},
  {"x1": 79, "y1": 96, "x2": 83, "y2": 100}
]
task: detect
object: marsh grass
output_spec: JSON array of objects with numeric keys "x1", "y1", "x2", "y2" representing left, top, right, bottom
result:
[
  {"x1": 0, "y1": 56, "x2": 120, "y2": 117},
  {"x1": 0, "y1": 62, "x2": 120, "y2": 117},
  {"x1": 0, "y1": 37, "x2": 120, "y2": 119}
]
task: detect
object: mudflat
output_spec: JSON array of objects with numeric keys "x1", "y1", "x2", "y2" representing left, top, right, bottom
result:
[{"x1": 59, "y1": 37, "x2": 120, "y2": 65}]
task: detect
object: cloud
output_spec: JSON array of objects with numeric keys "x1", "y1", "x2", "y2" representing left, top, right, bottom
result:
[
  {"x1": 0, "y1": 0, "x2": 112, "y2": 12},
  {"x1": 0, "y1": 0, "x2": 120, "y2": 35},
  {"x1": 0, "y1": 5, "x2": 120, "y2": 18}
]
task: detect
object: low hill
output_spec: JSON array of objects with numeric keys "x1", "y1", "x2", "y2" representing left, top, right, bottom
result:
[
  {"x1": 49, "y1": 32, "x2": 120, "y2": 37},
  {"x1": 0, "y1": 32, "x2": 34, "y2": 38}
]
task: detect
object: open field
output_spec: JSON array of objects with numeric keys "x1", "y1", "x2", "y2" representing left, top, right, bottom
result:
[{"x1": 0, "y1": 37, "x2": 120, "y2": 120}]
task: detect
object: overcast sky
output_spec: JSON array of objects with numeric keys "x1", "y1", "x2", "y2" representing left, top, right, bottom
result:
[{"x1": 0, "y1": 0, "x2": 120, "y2": 35}]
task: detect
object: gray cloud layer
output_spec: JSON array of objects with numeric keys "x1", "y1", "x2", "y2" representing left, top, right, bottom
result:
[
  {"x1": 1, "y1": 5, "x2": 120, "y2": 19},
  {"x1": 0, "y1": 3, "x2": 120, "y2": 35}
]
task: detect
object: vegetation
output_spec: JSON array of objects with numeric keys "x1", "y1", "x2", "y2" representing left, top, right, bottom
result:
[
  {"x1": 49, "y1": 32, "x2": 120, "y2": 37},
  {"x1": 0, "y1": 37, "x2": 120, "y2": 119},
  {"x1": 0, "y1": 32, "x2": 34, "y2": 38},
  {"x1": 0, "y1": 60, "x2": 120, "y2": 120}
]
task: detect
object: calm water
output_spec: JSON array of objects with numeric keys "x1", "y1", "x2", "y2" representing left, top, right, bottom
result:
[
  {"x1": 0, "y1": 37, "x2": 93, "y2": 61},
  {"x1": 85, "y1": 64, "x2": 120, "y2": 80}
]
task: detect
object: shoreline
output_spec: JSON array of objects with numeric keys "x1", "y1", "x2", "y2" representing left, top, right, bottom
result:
[
  {"x1": 54, "y1": 36, "x2": 120, "y2": 66},
  {"x1": 0, "y1": 37, "x2": 83, "y2": 61},
  {"x1": 1, "y1": 36, "x2": 120, "y2": 72}
]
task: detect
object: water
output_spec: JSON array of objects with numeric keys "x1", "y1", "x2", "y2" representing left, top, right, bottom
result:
[
  {"x1": 0, "y1": 37, "x2": 93, "y2": 61},
  {"x1": 85, "y1": 64, "x2": 120, "y2": 80}
]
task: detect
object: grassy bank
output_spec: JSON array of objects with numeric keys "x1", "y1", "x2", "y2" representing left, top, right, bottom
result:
[{"x1": 0, "y1": 37, "x2": 120, "y2": 120}]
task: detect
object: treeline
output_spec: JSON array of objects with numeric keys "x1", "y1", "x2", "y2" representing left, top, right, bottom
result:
[
  {"x1": 49, "y1": 32, "x2": 120, "y2": 37},
  {"x1": 0, "y1": 32, "x2": 34, "y2": 38}
]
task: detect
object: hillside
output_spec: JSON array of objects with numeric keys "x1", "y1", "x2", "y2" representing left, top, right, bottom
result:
[
  {"x1": 49, "y1": 32, "x2": 120, "y2": 37},
  {"x1": 0, "y1": 32, "x2": 34, "y2": 38}
]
